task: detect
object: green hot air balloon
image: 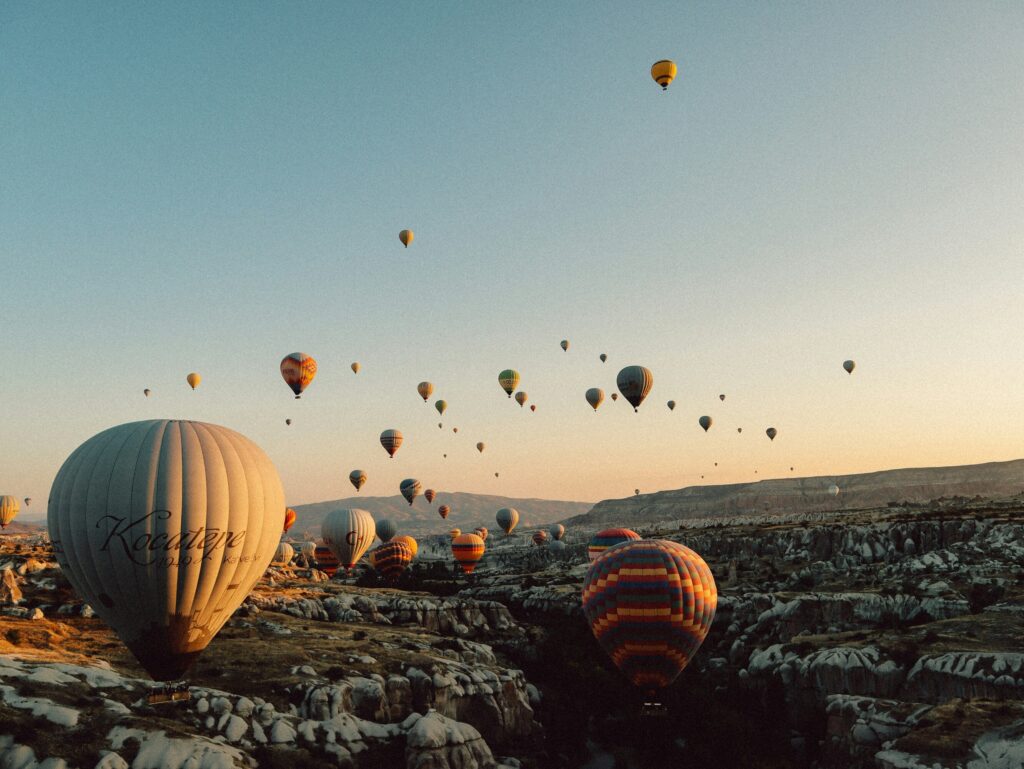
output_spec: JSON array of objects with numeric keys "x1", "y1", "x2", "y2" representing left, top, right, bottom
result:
[
  {"x1": 435, "y1": 399, "x2": 447, "y2": 416},
  {"x1": 616, "y1": 366, "x2": 654, "y2": 412},
  {"x1": 600, "y1": 353, "x2": 607, "y2": 363},
  {"x1": 699, "y1": 415, "x2": 712, "y2": 432},
  {"x1": 560, "y1": 340, "x2": 569, "y2": 352},
  {"x1": 667, "y1": 400, "x2": 676, "y2": 411},
  {"x1": 843, "y1": 360, "x2": 856, "y2": 374},
  {"x1": 498, "y1": 369, "x2": 520, "y2": 398}
]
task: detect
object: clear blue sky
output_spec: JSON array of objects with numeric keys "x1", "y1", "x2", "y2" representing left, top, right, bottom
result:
[{"x1": 3, "y1": 1, "x2": 1023, "y2": 512}]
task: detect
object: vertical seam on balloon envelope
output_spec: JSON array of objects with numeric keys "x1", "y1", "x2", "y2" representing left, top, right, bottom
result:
[{"x1": 136, "y1": 420, "x2": 168, "y2": 645}]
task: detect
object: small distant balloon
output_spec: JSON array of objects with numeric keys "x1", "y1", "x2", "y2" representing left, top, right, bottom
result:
[
  {"x1": 766, "y1": 427, "x2": 777, "y2": 441},
  {"x1": 585, "y1": 387, "x2": 605, "y2": 412},
  {"x1": 829, "y1": 484, "x2": 841, "y2": 497},
  {"x1": 23, "y1": 498, "x2": 31, "y2": 507},
  {"x1": 453, "y1": 427, "x2": 459, "y2": 434},
  {"x1": 435, "y1": 399, "x2": 447, "y2": 416},
  {"x1": 351, "y1": 362, "x2": 360, "y2": 374},
  {"x1": 424, "y1": 488, "x2": 436, "y2": 504},
  {"x1": 530, "y1": 404, "x2": 536, "y2": 412},
  {"x1": 737, "y1": 427, "x2": 743, "y2": 433},
  {"x1": 399, "y1": 478, "x2": 422, "y2": 506},
  {"x1": 635, "y1": 489, "x2": 640, "y2": 495},
  {"x1": 599, "y1": 353, "x2": 607, "y2": 363},
  {"x1": 560, "y1": 340, "x2": 569, "y2": 352},
  {"x1": 283, "y1": 508, "x2": 296, "y2": 533},
  {"x1": 438, "y1": 504, "x2": 451, "y2": 519},
  {"x1": 498, "y1": 369, "x2": 520, "y2": 398},
  {"x1": 380, "y1": 429, "x2": 403, "y2": 458},
  {"x1": 650, "y1": 59, "x2": 678, "y2": 91},
  {"x1": 515, "y1": 391, "x2": 528, "y2": 407},
  {"x1": 843, "y1": 360, "x2": 856, "y2": 374},
  {"x1": 143, "y1": 389, "x2": 152, "y2": 398},
  {"x1": 611, "y1": 393, "x2": 618, "y2": 401},
  {"x1": 376, "y1": 518, "x2": 398, "y2": 542},
  {"x1": 496, "y1": 508, "x2": 519, "y2": 534},
  {"x1": 285, "y1": 418, "x2": 292, "y2": 426},
  {"x1": 452, "y1": 533, "x2": 485, "y2": 575},
  {"x1": 399, "y1": 229, "x2": 414, "y2": 248},
  {"x1": 349, "y1": 469, "x2": 367, "y2": 491},
  {"x1": 549, "y1": 524, "x2": 565, "y2": 541},
  {"x1": 280, "y1": 353, "x2": 317, "y2": 399},
  {"x1": 719, "y1": 394, "x2": 726, "y2": 401},
  {"x1": 476, "y1": 442, "x2": 485, "y2": 453},
  {"x1": 667, "y1": 400, "x2": 676, "y2": 411},
  {"x1": 699, "y1": 415, "x2": 712, "y2": 432},
  {"x1": 417, "y1": 381, "x2": 434, "y2": 402},
  {"x1": 186, "y1": 372, "x2": 201, "y2": 390}
]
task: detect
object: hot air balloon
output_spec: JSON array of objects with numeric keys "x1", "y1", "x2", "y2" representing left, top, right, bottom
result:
[
  {"x1": 766, "y1": 427, "x2": 777, "y2": 441},
  {"x1": 380, "y1": 429, "x2": 403, "y2": 458},
  {"x1": 392, "y1": 535, "x2": 418, "y2": 559},
  {"x1": 438, "y1": 505, "x2": 451, "y2": 520},
  {"x1": 473, "y1": 526, "x2": 489, "y2": 541},
  {"x1": 549, "y1": 540, "x2": 567, "y2": 553},
  {"x1": 667, "y1": 400, "x2": 676, "y2": 411},
  {"x1": 587, "y1": 528, "x2": 641, "y2": 561},
  {"x1": 829, "y1": 484, "x2": 841, "y2": 497},
  {"x1": 585, "y1": 388, "x2": 605, "y2": 412},
  {"x1": 300, "y1": 541, "x2": 317, "y2": 559},
  {"x1": 370, "y1": 541, "x2": 412, "y2": 581},
  {"x1": 452, "y1": 533, "x2": 485, "y2": 575},
  {"x1": 530, "y1": 404, "x2": 537, "y2": 412},
  {"x1": 453, "y1": 427, "x2": 459, "y2": 434},
  {"x1": 424, "y1": 488, "x2": 436, "y2": 504},
  {"x1": 699, "y1": 416, "x2": 712, "y2": 432},
  {"x1": 349, "y1": 470, "x2": 367, "y2": 491},
  {"x1": 611, "y1": 393, "x2": 619, "y2": 402},
  {"x1": 843, "y1": 360, "x2": 856, "y2": 374},
  {"x1": 438, "y1": 422, "x2": 443, "y2": 429},
  {"x1": 737, "y1": 427, "x2": 743, "y2": 433},
  {"x1": 549, "y1": 524, "x2": 565, "y2": 541},
  {"x1": 280, "y1": 353, "x2": 317, "y2": 399},
  {"x1": 351, "y1": 362, "x2": 360, "y2": 374},
  {"x1": 0, "y1": 496, "x2": 20, "y2": 529},
  {"x1": 582, "y1": 540, "x2": 716, "y2": 692},
  {"x1": 399, "y1": 229, "x2": 414, "y2": 248},
  {"x1": 719, "y1": 394, "x2": 726, "y2": 401},
  {"x1": 417, "y1": 381, "x2": 434, "y2": 402},
  {"x1": 143, "y1": 389, "x2": 152, "y2": 398},
  {"x1": 449, "y1": 528, "x2": 461, "y2": 538},
  {"x1": 285, "y1": 419, "x2": 292, "y2": 426},
  {"x1": 47, "y1": 419, "x2": 284, "y2": 681},
  {"x1": 274, "y1": 542, "x2": 294, "y2": 565},
  {"x1": 435, "y1": 400, "x2": 447, "y2": 416},
  {"x1": 283, "y1": 508, "x2": 297, "y2": 533},
  {"x1": 494, "y1": 472, "x2": 499, "y2": 478},
  {"x1": 532, "y1": 530, "x2": 550, "y2": 546},
  {"x1": 186, "y1": 373, "x2": 201, "y2": 390},
  {"x1": 376, "y1": 518, "x2": 398, "y2": 542},
  {"x1": 496, "y1": 507, "x2": 519, "y2": 534},
  {"x1": 313, "y1": 545, "x2": 340, "y2": 577},
  {"x1": 600, "y1": 353, "x2": 607, "y2": 363},
  {"x1": 560, "y1": 340, "x2": 569, "y2": 352},
  {"x1": 650, "y1": 59, "x2": 678, "y2": 91},
  {"x1": 498, "y1": 369, "x2": 520, "y2": 398},
  {"x1": 476, "y1": 442, "x2": 485, "y2": 454},
  {"x1": 616, "y1": 366, "x2": 654, "y2": 412},
  {"x1": 515, "y1": 391, "x2": 528, "y2": 407},
  {"x1": 634, "y1": 489, "x2": 640, "y2": 496},
  {"x1": 400, "y1": 479, "x2": 422, "y2": 506}
]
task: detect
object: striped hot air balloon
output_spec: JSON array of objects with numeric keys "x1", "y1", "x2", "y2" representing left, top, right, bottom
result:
[
  {"x1": 322, "y1": 508, "x2": 376, "y2": 571},
  {"x1": 549, "y1": 524, "x2": 565, "y2": 541},
  {"x1": 588, "y1": 528, "x2": 641, "y2": 561},
  {"x1": 283, "y1": 508, "x2": 297, "y2": 533},
  {"x1": 313, "y1": 545, "x2": 340, "y2": 577},
  {"x1": 449, "y1": 528, "x2": 462, "y2": 538},
  {"x1": 496, "y1": 507, "x2": 519, "y2": 535},
  {"x1": 473, "y1": 526, "x2": 489, "y2": 541},
  {"x1": 515, "y1": 391, "x2": 528, "y2": 407},
  {"x1": 438, "y1": 504, "x2": 451, "y2": 520},
  {"x1": 399, "y1": 229, "x2": 414, "y2": 248},
  {"x1": 280, "y1": 353, "x2": 317, "y2": 399},
  {"x1": 417, "y1": 381, "x2": 434, "y2": 402},
  {"x1": 392, "y1": 534, "x2": 418, "y2": 559},
  {"x1": 452, "y1": 533, "x2": 485, "y2": 575},
  {"x1": 376, "y1": 518, "x2": 398, "y2": 543},
  {"x1": 274, "y1": 542, "x2": 294, "y2": 565},
  {"x1": 380, "y1": 429, "x2": 403, "y2": 458},
  {"x1": 349, "y1": 470, "x2": 367, "y2": 491},
  {"x1": 300, "y1": 541, "x2": 317, "y2": 559},
  {"x1": 370, "y1": 541, "x2": 413, "y2": 581},
  {"x1": 498, "y1": 369, "x2": 520, "y2": 398},
  {"x1": 532, "y1": 530, "x2": 549, "y2": 546},
  {"x1": 400, "y1": 479, "x2": 422, "y2": 506},
  {"x1": 582, "y1": 540, "x2": 717, "y2": 692},
  {"x1": 424, "y1": 488, "x2": 436, "y2": 504},
  {"x1": 616, "y1": 366, "x2": 654, "y2": 412},
  {"x1": 0, "y1": 496, "x2": 20, "y2": 529}
]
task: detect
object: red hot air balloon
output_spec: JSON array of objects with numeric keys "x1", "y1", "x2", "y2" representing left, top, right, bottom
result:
[
  {"x1": 370, "y1": 541, "x2": 413, "y2": 582},
  {"x1": 532, "y1": 530, "x2": 550, "y2": 546},
  {"x1": 424, "y1": 488, "x2": 436, "y2": 504},
  {"x1": 438, "y1": 504, "x2": 451, "y2": 520},
  {"x1": 313, "y1": 545, "x2": 340, "y2": 578},
  {"x1": 588, "y1": 528, "x2": 641, "y2": 561},
  {"x1": 380, "y1": 429, "x2": 403, "y2": 458},
  {"x1": 283, "y1": 508, "x2": 297, "y2": 533},
  {"x1": 582, "y1": 540, "x2": 717, "y2": 693},
  {"x1": 452, "y1": 533, "x2": 485, "y2": 575}
]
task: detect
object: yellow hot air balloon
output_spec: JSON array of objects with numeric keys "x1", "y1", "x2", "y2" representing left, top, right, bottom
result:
[
  {"x1": 399, "y1": 229, "x2": 414, "y2": 248},
  {"x1": 498, "y1": 369, "x2": 520, "y2": 398},
  {"x1": 280, "y1": 353, "x2": 317, "y2": 399},
  {"x1": 351, "y1": 362, "x2": 360, "y2": 374},
  {"x1": 650, "y1": 59, "x2": 678, "y2": 91},
  {"x1": 585, "y1": 388, "x2": 604, "y2": 411},
  {"x1": 417, "y1": 381, "x2": 434, "y2": 402},
  {"x1": 435, "y1": 399, "x2": 447, "y2": 416},
  {"x1": 186, "y1": 373, "x2": 201, "y2": 390},
  {"x1": 0, "y1": 496, "x2": 20, "y2": 528}
]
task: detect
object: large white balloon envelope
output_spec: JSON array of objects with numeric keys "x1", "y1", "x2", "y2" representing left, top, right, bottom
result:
[{"x1": 47, "y1": 420, "x2": 285, "y2": 681}]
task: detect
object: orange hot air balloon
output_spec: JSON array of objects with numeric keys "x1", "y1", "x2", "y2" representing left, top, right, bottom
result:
[
  {"x1": 380, "y1": 429, "x2": 403, "y2": 458},
  {"x1": 452, "y1": 533, "x2": 485, "y2": 575},
  {"x1": 392, "y1": 534, "x2": 419, "y2": 559},
  {"x1": 417, "y1": 381, "x2": 434, "y2": 402},
  {"x1": 530, "y1": 404, "x2": 536, "y2": 412},
  {"x1": 280, "y1": 353, "x2": 317, "y2": 399},
  {"x1": 514, "y1": 391, "x2": 528, "y2": 408},
  {"x1": 283, "y1": 508, "x2": 297, "y2": 533},
  {"x1": 582, "y1": 540, "x2": 716, "y2": 692},
  {"x1": 424, "y1": 488, "x2": 436, "y2": 504},
  {"x1": 399, "y1": 229, "x2": 414, "y2": 248},
  {"x1": 186, "y1": 372, "x2": 201, "y2": 390},
  {"x1": 438, "y1": 504, "x2": 451, "y2": 520},
  {"x1": 449, "y1": 528, "x2": 461, "y2": 538},
  {"x1": 473, "y1": 526, "x2": 489, "y2": 541},
  {"x1": 370, "y1": 541, "x2": 412, "y2": 581}
]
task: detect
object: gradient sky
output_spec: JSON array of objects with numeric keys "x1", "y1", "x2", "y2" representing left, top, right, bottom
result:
[{"x1": 3, "y1": 1, "x2": 1023, "y2": 514}]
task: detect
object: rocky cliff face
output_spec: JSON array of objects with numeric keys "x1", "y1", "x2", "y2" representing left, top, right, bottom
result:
[{"x1": 564, "y1": 458, "x2": 1024, "y2": 526}]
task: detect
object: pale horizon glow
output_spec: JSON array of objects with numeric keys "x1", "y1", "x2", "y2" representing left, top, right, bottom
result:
[{"x1": 2, "y1": 2, "x2": 1023, "y2": 509}]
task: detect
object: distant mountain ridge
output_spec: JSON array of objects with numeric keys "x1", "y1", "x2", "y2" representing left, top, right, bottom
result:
[
  {"x1": 291, "y1": 492, "x2": 592, "y2": 538},
  {"x1": 564, "y1": 458, "x2": 1024, "y2": 529}
]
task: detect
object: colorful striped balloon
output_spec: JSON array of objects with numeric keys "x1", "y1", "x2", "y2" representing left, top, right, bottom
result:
[
  {"x1": 400, "y1": 478, "x2": 422, "y2": 506},
  {"x1": 380, "y1": 429, "x2": 403, "y2": 458},
  {"x1": 424, "y1": 488, "x2": 436, "y2": 504},
  {"x1": 449, "y1": 528, "x2": 461, "y2": 538},
  {"x1": 313, "y1": 545, "x2": 340, "y2": 577},
  {"x1": 615, "y1": 365, "x2": 654, "y2": 412},
  {"x1": 280, "y1": 353, "x2": 317, "y2": 399},
  {"x1": 532, "y1": 530, "x2": 549, "y2": 546},
  {"x1": 473, "y1": 526, "x2": 489, "y2": 541},
  {"x1": 588, "y1": 528, "x2": 641, "y2": 561},
  {"x1": 0, "y1": 496, "x2": 20, "y2": 528},
  {"x1": 452, "y1": 533, "x2": 485, "y2": 574},
  {"x1": 582, "y1": 539, "x2": 717, "y2": 692},
  {"x1": 438, "y1": 504, "x2": 451, "y2": 520},
  {"x1": 370, "y1": 541, "x2": 412, "y2": 581},
  {"x1": 392, "y1": 535, "x2": 418, "y2": 559},
  {"x1": 498, "y1": 369, "x2": 520, "y2": 398}
]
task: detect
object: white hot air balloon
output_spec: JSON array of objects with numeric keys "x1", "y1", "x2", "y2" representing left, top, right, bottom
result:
[
  {"x1": 47, "y1": 419, "x2": 284, "y2": 681},
  {"x1": 321, "y1": 508, "x2": 376, "y2": 572},
  {"x1": 300, "y1": 541, "x2": 317, "y2": 559},
  {"x1": 274, "y1": 542, "x2": 295, "y2": 565}
]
